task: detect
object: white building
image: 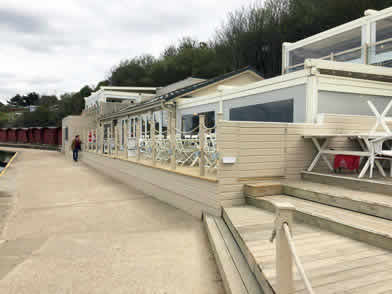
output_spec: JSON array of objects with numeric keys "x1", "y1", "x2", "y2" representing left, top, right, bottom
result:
[{"x1": 84, "y1": 86, "x2": 157, "y2": 110}]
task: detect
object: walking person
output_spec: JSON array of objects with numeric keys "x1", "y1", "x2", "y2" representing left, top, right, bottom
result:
[{"x1": 71, "y1": 135, "x2": 82, "y2": 162}]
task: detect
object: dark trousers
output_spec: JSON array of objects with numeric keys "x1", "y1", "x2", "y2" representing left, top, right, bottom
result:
[{"x1": 73, "y1": 149, "x2": 79, "y2": 162}]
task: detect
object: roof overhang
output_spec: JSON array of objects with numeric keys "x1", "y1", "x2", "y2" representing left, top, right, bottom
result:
[{"x1": 99, "y1": 99, "x2": 162, "y2": 121}]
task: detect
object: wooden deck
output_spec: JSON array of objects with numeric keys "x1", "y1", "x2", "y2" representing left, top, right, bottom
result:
[{"x1": 223, "y1": 206, "x2": 392, "y2": 294}]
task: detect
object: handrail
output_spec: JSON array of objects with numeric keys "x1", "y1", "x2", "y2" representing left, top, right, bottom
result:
[
  {"x1": 373, "y1": 37, "x2": 392, "y2": 47},
  {"x1": 282, "y1": 223, "x2": 315, "y2": 294}
]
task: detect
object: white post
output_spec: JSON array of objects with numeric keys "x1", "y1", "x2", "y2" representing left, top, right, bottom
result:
[
  {"x1": 100, "y1": 123, "x2": 104, "y2": 154},
  {"x1": 169, "y1": 109, "x2": 176, "y2": 170},
  {"x1": 115, "y1": 123, "x2": 119, "y2": 158},
  {"x1": 136, "y1": 117, "x2": 141, "y2": 161},
  {"x1": 109, "y1": 121, "x2": 113, "y2": 155},
  {"x1": 216, "y1": 112, "x2": 223, "y2": 173},
  {"x1": 125, "y1": 118, "x2": 129, "y2": 159},
  {"x1": 84, "y1": 129, "x2": 88, "y2": 152},
  {"x1": 274, "y1": 203, "x2": 295, "y2": 294},
  {"x1": 151, "y1": 114, "x2": 156, "y2": 166},
  {"x1": 364, "y1": 43, "x2": 369, "y2": 65},
  {"x1": 199, "y1": 114, "x2": 206, "y2": 177},
  {"x1": 94, "y1": 127, "x2": 97, "y2": 152},
  {"x1": 144, "y1": 116, "x2": 148, "y2": 138},
  {"x1": 159, "y1": 111, "x2": 163, "y2": 135}
]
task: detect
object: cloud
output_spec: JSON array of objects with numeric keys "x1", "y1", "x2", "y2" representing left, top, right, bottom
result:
[
  {"x1": 0, "y1": 0, "x2": 253, "y2": 103},
  {"x1": 0, "y1": 7, "x2": 50, "y2": 34}
]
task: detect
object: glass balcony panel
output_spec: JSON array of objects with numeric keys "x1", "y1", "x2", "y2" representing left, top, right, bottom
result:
[
  {"x1": 370, "y1": 17, "x2": 392, "y2": 65},
  {"x1": 334, "y1": 47, "x2": 363, "y2": 63},
  {"x1": 288, "y1": 27, "x2": 362, "y2": 70}
]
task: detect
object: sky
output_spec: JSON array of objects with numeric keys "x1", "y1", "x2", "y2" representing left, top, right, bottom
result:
[{"x1": 0, "y1": 0, "x2": 255, "y2": 103}]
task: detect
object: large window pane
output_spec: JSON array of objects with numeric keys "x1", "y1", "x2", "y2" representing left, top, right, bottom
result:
[
  {"x1": 370, "y1": 17, "x2": 392, "y2": 65},
  {"x1": 289, "y1": 27, "x2": 362, "y2": 70},
  {"x1": 182, "y1": 111, "x2": 215, "y2": 134},
  {"x1": 230, "y1": 99, "x2": 293, "y2": 123}
]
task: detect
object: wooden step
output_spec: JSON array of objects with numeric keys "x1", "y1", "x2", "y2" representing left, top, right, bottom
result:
[
  {"x1": 223, "y1": 205, "x2": 392, "y2": 294},
  {"x1": 282, "y1": 180, "x2": 392, "y2": 220},
  {"x1": 244, "y1": 182, "x2": 282, "y2": 197},
  {"x1": 247, "y1": 195, "x2": 392, "y2": 251},
  {"x1": 203, "y1": 214, "x2": 264, "y2": 294},
  {"x1": 302, "y1": 171, "x2": 392, "y2": 196}
]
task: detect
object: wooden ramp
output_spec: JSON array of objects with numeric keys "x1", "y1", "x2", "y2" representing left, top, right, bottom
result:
[{"x1": 223, "y1": 205, "x2": 392, "y2": 294}]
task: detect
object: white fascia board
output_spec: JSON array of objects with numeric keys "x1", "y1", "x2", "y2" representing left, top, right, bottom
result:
[
  {"x1": 177, "y1": 70, "x2": 309, "y2": 110},
  {"x1": 101, "y1": 86, "x2": 157, "y2": 91},
  {"x1": 306, "y1": 59, "x2": 392, "y2": 78},
  {"x1": 286, "y1": 7, "x2": 392, "y2": 51},
  {"x1": 103, "y1": 90, "x2": 154, "y2": 97},
  {"x1": 318, "y1": 74, "x2": 392, "y2": 97}
]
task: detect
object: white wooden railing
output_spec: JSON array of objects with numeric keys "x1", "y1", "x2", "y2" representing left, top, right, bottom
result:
[
  {"x1": 82, "y1": 113, "x2": 220, "y2": 177},
  {"x1": 271, "y1": 203, "x2": 315, "y2": 294}
]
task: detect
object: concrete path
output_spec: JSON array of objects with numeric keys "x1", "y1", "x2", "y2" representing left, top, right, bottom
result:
[{"x1": 0, "y1": 148, "x2": 224, "y2": 294}]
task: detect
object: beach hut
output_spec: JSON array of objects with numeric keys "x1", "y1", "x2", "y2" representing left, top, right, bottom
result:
[
  {"x1": 57, "y1": 128, "x2": 62, "y2": 146},
  {"x1": 42, "y1": 127, "x2": 58, "y2": 145},
  {"x1": 7, "y1": 129, "x2": 17, "y2": 142},
  {"x1": 0, "y1": 129, "x2": 7, "y2": 142},
  {"x1": 27, "y1": 128, "x2": 34, "y2": 143},
  {"x1": 32, "y1": 128, "x2": 43, "y2": 144},
  {"x1": 16, "y1": 128, "x2": 28, "y2": 144}
]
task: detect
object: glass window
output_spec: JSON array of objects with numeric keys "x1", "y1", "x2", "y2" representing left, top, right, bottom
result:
[
  {"x1": 371, "y1": 17, "x2": 392, "y2": 65},
  {"x1": 182, "y1": 111, "x2": 215, "y2": 134},
  {"x1": 230, "y1": 99, "x2": 294, "y2": 123},
  {"x1": 376, "y1": 17, "x2": 392, "y2": 43},
  {"x1": 103, "y1": 124, "x2": 110, "y2": 139},
  {"x1": 289, "y1": 27, "x2": 362, "y2": 70},
  {"x1": 65, "y1": 127, "x2": 68, "y2": 141}
]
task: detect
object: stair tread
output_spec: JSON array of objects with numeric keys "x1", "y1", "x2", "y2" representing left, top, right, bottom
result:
[
  {"x1": 223, "y1": 205, "x2": 392, "y2": 294},
  {"x1": 261, "y1": 195, "x2": 392, "y2": 237},
  {"x1": 204, "y1": 214, "x2": 249, "y2": 294},
  {"x1": 204, "y1": 214, "x2": 263, "y2": 294},
  {"x1": 284, "y1": 180, "x2": 392, "y2": 208}
]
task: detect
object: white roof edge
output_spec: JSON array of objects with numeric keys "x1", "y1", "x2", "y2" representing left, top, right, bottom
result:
[
  {"x1": 305, "y1": 58, "x2": 392, "y2": 77},
  {"x1": 101, "y1": 86, "x2": 157, "y2": 91},
  {"x1": 286, "y1": 6, "x2": 392, "y2": 51},
  {"x1": 103, "y1": 91, "x2": 155, "y2": 96},
  {"x1": 177, "y1": 69, "x2": 309, "y2": 108}
]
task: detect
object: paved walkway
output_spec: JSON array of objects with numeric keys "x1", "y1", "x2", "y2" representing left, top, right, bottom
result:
[{"x1": 0, "y1": 148, "x2": 223, "y2": 294}]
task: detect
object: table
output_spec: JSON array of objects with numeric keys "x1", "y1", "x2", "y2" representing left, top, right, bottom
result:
[{"x1": 304, "y1": 134, "x2": 387, "y2": 179}]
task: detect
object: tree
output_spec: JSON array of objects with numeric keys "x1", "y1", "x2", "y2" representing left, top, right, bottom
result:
[
  {"x1": 39, "y1": 95, "x2": 58, "y2": 107},
  {"x1": 7, "y1": 92, "x2": 40, "y2": 107},
  {"x1": 24, "y1": 92, "x2": 40, "y2": 106},
  {"x1": 7, "y1": 94, "x2": 24, "y2": 107}
]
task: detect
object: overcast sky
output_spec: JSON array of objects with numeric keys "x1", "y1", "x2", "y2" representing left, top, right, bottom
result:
[{"x1": 0, "y1": 0, "x2": 255, "y2": 103}]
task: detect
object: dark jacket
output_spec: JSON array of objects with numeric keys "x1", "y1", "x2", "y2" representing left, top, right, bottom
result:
[{"x1": 71, "y1": 139, "x2": 82, "y2": 151}]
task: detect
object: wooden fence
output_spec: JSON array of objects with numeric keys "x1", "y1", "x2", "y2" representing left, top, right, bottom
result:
[{"x1": 216, "y1": 113, "x2": 390, "y2": 207}]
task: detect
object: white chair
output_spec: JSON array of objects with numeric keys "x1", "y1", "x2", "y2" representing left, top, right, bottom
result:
[
  {"x1": 369, "y1": 135, "x2": 392, "y2": 178},
  {"x1": 368, "y1": 100, "x2": 392, "y2": 135}
]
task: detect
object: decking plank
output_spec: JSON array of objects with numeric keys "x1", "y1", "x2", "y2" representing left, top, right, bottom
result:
[{"x1": 224, "y1": 205, "x2": 392, "y2": 294}]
